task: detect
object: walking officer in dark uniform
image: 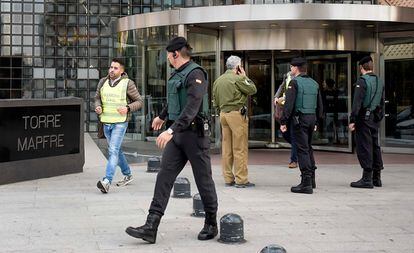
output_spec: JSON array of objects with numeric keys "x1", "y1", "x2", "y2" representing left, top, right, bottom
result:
[
  {"x1": 280, "y1": 57, "x2": 323, "y2": 194},
  {"x1": 349, "y1": 56, "x2": 385, "y2": 188},
  {"x1": 125, "y1": 37, "x2": 218, "y2": 243}
]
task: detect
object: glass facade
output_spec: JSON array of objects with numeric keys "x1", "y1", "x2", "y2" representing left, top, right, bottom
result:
[
  {"x1": 2, "y1": 0, "x2": 413, "y2": 153},
  {"x1": 0, "y1": 0, "x2": 378, "y2": 132}
]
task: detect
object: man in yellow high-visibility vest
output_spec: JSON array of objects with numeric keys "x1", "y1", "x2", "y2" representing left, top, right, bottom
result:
[{"x1": 95, "y1": 58, "x2": 143, "y2": 193}]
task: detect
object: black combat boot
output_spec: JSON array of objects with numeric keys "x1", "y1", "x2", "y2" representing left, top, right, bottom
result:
[
  {"x1": 197, "y1": 212, "x2": 218, "y2": 240},
  {"x1": 373, "y1": 170, "x2": 382, "y2": 187},
  {"x1": 291, "y1": 175, "x2": 313, "y2": 194},
  {"x1": 350, "y1": 170, "x2": 373, "y2": 188},
  {"x1": 125, "y1": 212, "x2": 161, "y2": 244}
]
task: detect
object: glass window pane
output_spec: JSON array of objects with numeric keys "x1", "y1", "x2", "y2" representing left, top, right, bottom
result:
[
  {"x1": 100, "y1": 5, "x2": 109, "y2": 14},
  {"x1": 34, "y1": 90, "x2": 44, "y2": 98},
  {"x1": 68, "y1": 4, "x2": 76, "y2": 13},
  {"x1": 2, "y1": 25, "x2": 11, "y2": 34},
  {"x1": 34, "y1": 25, "x2": 41, "y2": 34},
  {"x1": 45, "y1": 68, "x2": 56, "y2": 79},
  {"x1": 1, "y1": 14, "x2": 11, "y2": 23},
  {"x1": 1, "y1": 3, "x2": 11, "y2": 12},
  {"x1": 34, "y1": 47, "x2": 42, "y2": 56},
  {"x1": 46, "y1": 90, "x2": 55, "y2": 98},
  {"x1": 77, "y1": 68, "x2": 88, "y2": 79},
  {"x1": 45, "y1": 80, "x2": 55, "y2": 88},
  {"x1": 90, "y1": 38, "x2": 99, "y2": 46},
  {"x1": 33, "y1": 58, "x2": 43, "y2": 67},
  {"x1": 23, "y1": 15, "x2": 33, "y2": 24},
  {"x1": 34, "y1": 4, "x2": 44, "y2": 13},
  {"x1": 67, "y1": 79, "x2": 76, "y2": 88},
  {"x1": 12, "y1": 25, "x2": 22, "y2": 34},
  {"x1": 1, "y1": 35, "x2": 11, "y2": 45},
  {"x1": 22, "y1": 47, "x2": 32, "y2": 56},
  {"x1": 12, "y1": 3, "x2": 22, "y2": 12},
  {"x1": 100, "y1": 48, "x2": 109, "y2": 57},
  {"x1": 133, "y1": 6, "x2": 141, "y2": 14},
  {"x1": 34, "y1": 80, "x2": 44, "y2": 89},
  {"x1": 89, "y1": 27, "x2": 98, "y2": 36},
  {"x1": 57, "y1": 80, "x2": 64, "y2": 89},
  {"x1": 23, "y1": 25, "x2": 33, "y2": 35},
  {"x1": 12, "y1": 36, "x2": 22, "y2": 45},
  {"x1": 90, "y1": 5, "x2": 98, "y2": 13},
  {"x1": 78, "y1": 58, "x2": 88, "y2": 68},
  {"x1": 78, "y1": 47, "x2": 88, "y2": 57},
  {"x1": 23, "y1": 36, "x2": 33, "y2": 45},
  {"x1": 79, "y1": 16, "x2": 86, "y2": 25},
  {"x1": 45, "y1": 58, "x2": 54, "y2": 67},
  {"x1": 1, "y1": 46, "x2": 11, "y2": 55},
  {"x1": 79, "y1": 80, "x2": 87, "y2": 89},
  {"x1": 90, "y1": 48, "x2": 99, "y2": 56},
  {"x1": 34, "y1": 15, "x2": 42, "y2": 24},
  {"x1": 12, "y1": 15, "x2": 22, "y2": 23},
  {"x1": 23, "y1": 3, "x2": 33, "y2": 13},
  {"x1": 68, "y1": 15, "x2": 77, "y2": 24},
  {"x1": 110, "y1": 6, "x2": 120, "y2": 14},
  {"x1": 12, "y1": 46, "x2": 22, "y2": 55},
  {"x1": 57, "y1": 4, "x2": 65, "y2": 13}
]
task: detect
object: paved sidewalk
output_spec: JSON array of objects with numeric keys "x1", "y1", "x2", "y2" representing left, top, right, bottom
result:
[{"x1": 1, "y1": 134, "x2": 414, "y2": 253}]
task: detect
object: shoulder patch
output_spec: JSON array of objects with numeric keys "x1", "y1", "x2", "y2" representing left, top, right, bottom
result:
[{"x1": 196, "y1": 79, "x2": 202, "y2": 84}]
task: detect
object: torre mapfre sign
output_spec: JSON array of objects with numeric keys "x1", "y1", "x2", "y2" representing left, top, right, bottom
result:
[
  {"x1": 0, "y1": 105, "x2": 80, "y2": 163},
  {"x1": 0, "y1": 98, "x2": 84, "y2": 185}
]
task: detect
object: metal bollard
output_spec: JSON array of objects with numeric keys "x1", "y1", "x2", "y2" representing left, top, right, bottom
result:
[
  {"x1": 146, "y1": 157, "x2": 161, "y2": 173},
  {"x1": 172, "y1": 177, "x2": 191, "y2": 198},
  {"x1": 218, "y1": 213, "x2": 246, "y2": 244},
  {"x1": 191, "y1": 193, "x2": 205, "y2": 217},
  {"x1": 259, "y1": 244, "x2": 287, "y2": 253}
]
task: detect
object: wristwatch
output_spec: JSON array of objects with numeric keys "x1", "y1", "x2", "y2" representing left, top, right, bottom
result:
[{"x1": 167, "y1": 128, "x2": 174, "y2": 135}]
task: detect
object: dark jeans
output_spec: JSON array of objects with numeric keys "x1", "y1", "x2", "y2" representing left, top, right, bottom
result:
[{"x1": 282, "y1": 120, "x2": 298, "y2": 163}]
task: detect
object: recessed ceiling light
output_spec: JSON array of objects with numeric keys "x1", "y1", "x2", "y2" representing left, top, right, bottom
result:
[
  {"x1": 281, "y1": 50, "x2": 291, "y2": 53},
  {"x1": 321, "y1": 23, "x2": 329, "y2": 27},
  {"x1": 270, "y1": 23, "x2": 279, "y2": 27},
  {"x1": 366, "y1": 24, "x2": 375, "y2": 28},
  {"x1": 219, "y1": 25, "x2": 227, "y2": 28}
]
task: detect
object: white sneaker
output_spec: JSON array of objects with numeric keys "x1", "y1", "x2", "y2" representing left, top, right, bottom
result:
[
  {"x1": 116, "y1": 175, "x2": 133, "y2": 187},
  {"x1": 97, "y1": 178, "x2": 110, "y2": 193}
]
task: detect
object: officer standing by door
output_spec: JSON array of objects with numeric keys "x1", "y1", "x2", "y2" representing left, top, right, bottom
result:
[
  {"x1": 349, "y1": 56, "x2": 385, "y2": 188},
  {"x1": 125, "y1": 37, "x2": 218, "y2": 243},
  {"x1": 280, "y1": 57, "x2": 323, "y2": 194}
]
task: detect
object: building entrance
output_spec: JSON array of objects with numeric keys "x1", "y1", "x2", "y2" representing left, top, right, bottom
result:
[{"x1": 222, "y1": 51, "x2": 353, "y2": 151}]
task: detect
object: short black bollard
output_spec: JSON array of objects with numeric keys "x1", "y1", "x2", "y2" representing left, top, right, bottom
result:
[
  {"x1": 147, "y1": 157, "x2": 161, "y2": 173},
  {"x1": 172, "y1": 177, "x2": 191, "y2": 198},
  {"x1": 191, "y1": 193, "x2": 205, "y2": 217},
  {"x1": 259, "y1": 244, "x2": 287, "y2": 253},
  {"x1": 218, "y1": 213, "x2": 246, "y2": 244}
]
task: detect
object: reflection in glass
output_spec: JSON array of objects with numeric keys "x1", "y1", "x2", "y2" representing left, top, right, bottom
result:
[
  {"x1": 384, "y1": 59, "x2": 414, "y2": 148},
  {"x1": 308, "y1": 57, "x2": 349, "y2": 148}
]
